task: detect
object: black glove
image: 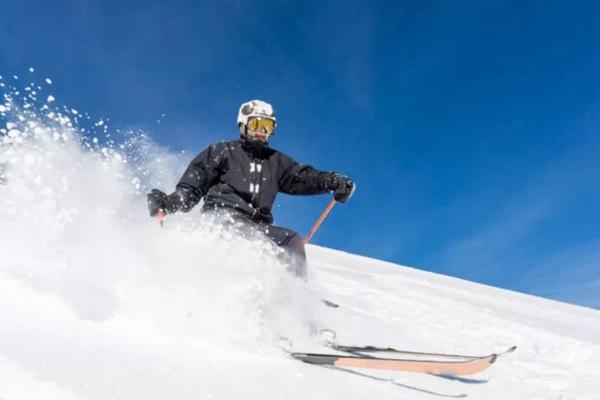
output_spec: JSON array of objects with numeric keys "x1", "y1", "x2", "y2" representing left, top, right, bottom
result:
[
  {"x1": 147, "y1": 189, "x2": 169, "y2": 217},
  {"x1": 326, "y1": 173, "x2": 355, "y2": 203}
]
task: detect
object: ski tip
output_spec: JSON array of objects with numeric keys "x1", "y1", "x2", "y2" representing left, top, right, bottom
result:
[{"x1": 491, "y1": 346, "x2": 517, "y2": 364}]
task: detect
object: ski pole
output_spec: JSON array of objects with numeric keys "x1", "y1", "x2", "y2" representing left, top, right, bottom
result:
[
  {"x1": 157, "y1": 209, "x2": 165, "y2": 228},
  {"x1": 303, "y1": 198, "x2": 337, "y2": 245}
]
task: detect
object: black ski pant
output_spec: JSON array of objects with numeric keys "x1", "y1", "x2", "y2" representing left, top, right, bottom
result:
[
  {"x1": 203, "y1": 208, "x2": 307, "y2": 278},
  {"x1": 262, "y1": 224, "x2": 306, "y2": 278}
]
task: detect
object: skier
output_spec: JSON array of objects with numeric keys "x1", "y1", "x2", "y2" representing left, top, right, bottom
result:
[{"x1": 146, "y1": 100, "x2": 355, "y2": 277}]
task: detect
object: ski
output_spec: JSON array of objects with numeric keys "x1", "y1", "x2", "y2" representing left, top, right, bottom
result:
[
  {"x1": 328, "y1": 343, "x2": 517, "y2": 360},
  {"x1": 290, "y1": 346, "x2": 515, "y2": 376}
]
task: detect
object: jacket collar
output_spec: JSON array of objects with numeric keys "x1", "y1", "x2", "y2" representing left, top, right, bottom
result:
[{"x1": 239, "y1": 136, "x2": 271, "y2": 158}]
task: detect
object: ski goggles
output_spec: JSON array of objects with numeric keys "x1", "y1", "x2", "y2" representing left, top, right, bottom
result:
[{"x1": 246, "y1": 116, "x2": 276, "y2": 134}]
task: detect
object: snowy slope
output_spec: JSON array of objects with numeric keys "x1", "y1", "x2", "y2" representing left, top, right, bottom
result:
[
  {"x1": 309, "y1": 246, "x2": 600, "y2": 399},
  {"x1": 1, "y1": 240, "x2": 599, "y2": 400},
  {"x1": 1, "y1": 80, "x2": 599, "y2": 399}
]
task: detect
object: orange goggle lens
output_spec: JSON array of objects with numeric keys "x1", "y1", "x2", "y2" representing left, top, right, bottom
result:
[{"x1": 247, "y1": 117, "x2": 275, "y2": 134}]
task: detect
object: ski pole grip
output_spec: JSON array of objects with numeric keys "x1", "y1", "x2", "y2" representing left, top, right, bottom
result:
[{"x1": 303, "y1": 198, "x2": 337, "y2": 245}]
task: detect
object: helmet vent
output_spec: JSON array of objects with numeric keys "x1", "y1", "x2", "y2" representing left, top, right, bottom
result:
[{"x1": 241, "y1": 104, "x2": 253, "y2": 115}]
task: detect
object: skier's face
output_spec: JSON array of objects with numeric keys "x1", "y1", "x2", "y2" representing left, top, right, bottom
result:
[{"x1": 246, "y1": 117, "x2": 275, "y2": 143}]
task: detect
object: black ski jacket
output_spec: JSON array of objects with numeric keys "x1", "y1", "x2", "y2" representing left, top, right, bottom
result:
[{"x1": 167, "y1": 137, "x2": 334, "y2": 224}]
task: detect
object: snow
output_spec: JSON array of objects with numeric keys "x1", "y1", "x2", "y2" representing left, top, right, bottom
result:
[{"x1": 0, "y1": 98, "x2": 599, "y2": 400}]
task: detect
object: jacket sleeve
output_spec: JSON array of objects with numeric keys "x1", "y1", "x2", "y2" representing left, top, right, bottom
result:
[
  {"x1": 278, "y1": 153, "x2": 333, "y2": 195},
  {"x1": 167, "y1": 142, "x2": 227, "y2": 213}
]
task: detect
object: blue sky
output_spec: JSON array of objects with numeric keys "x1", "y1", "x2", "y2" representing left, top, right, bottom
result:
[{"x1": 1, "y1": 0, "x2": 599, "y2": 308}]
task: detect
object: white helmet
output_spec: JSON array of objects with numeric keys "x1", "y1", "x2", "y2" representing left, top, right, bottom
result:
[{"x1": 237, "y1": 99, "x2": 277, "y2": 136}]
